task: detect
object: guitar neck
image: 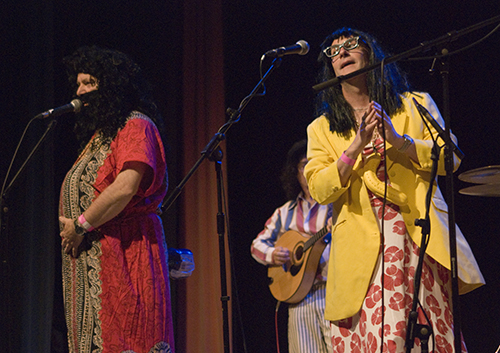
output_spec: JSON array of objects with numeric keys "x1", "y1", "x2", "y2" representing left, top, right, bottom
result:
[{"x1": 303, "y1": 225, "x2": 329, "y2": 251}]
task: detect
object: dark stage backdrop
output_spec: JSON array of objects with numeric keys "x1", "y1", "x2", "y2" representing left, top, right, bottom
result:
[{"x1": 1, "y1": 1, "x2": 500, "y2": 352}]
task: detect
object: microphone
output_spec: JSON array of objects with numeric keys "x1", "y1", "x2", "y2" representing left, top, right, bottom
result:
[
  {"x1": 35, "y1": 99, "x2": 83, "y2": 119},
  {"x1": 265, "y1": 40, "x2": 310, "y2": 58},
  {"x1": 412, "y1": 97, "x2": 464, "y2": 159}
]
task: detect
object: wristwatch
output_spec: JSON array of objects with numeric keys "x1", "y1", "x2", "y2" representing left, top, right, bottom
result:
[
  {"x1": 398, "y1": 134, "x2": 413, "y2": 152},
  {"x1": 74, "y1": 218, "x2": 86, "y2": 236}
]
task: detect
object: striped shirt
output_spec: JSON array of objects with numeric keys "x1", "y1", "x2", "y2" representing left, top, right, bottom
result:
[{"x1": 251, "y1": 194, "x2": 332, "y2": 281}]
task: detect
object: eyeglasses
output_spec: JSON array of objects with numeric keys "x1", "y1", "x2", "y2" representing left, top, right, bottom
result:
[{"x1": 323, "y1": 36, "x2": 361, "y2": 58}]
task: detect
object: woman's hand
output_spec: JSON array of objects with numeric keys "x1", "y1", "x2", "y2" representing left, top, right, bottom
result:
[
  {"x1": 356, "y1": 106, "x2": 379, "y2": 148},
  {"x1": 338, "y1": 105, "x2": 379, "y2": 186},
  {"x1": 346, "y1": 105, "x2": 378, "y2": 156},
  {"x1": 371, "y1": 101, "x2": 419, "y2": 163},
  {"x1": 59, "y1": 216, "x2": 84, "y2": 258},
  {"x1": 371, "y1": 101, "x2": 402, "y2": 146}
]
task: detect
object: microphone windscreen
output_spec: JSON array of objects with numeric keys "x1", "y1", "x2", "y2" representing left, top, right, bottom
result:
[
  {"x1": 296, "y1": 40, "x2": 310, "y2": 55},
  {"x1": 71, "y1": 99, "x2": 83, "y2": 113}
]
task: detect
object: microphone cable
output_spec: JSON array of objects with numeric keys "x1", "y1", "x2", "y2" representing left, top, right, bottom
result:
[
  {"x1": 275, "y1": 301, "x2": 282, "y2": 353},
  {"x1": 378, "y1": 56, "x2": 388, "y2": 353}
]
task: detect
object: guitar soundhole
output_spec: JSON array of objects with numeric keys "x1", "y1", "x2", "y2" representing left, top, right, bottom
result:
[
  {"x1": 295, "y1": 246, "x2": 304, "y2": 261},
  {"x1": 289, "y1": 245, "x2": 304, "y2": 276}
]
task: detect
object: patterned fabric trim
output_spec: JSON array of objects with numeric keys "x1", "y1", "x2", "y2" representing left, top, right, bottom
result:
[
  {"x1": 61, "y1": 134, "x2": 110, "y2": 353},
  {"x1": 62, "y1": 111, "x2": 161, "y2": 352}
]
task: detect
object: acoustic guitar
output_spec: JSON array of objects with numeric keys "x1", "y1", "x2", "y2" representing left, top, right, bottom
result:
[{"x1": 267, "y1": 225, "x2": 331, "y2": 303}]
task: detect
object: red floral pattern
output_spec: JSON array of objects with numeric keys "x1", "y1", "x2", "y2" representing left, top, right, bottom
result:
[
  {"x1": 393, "y1": 220, "x2": 407, "y2": 235},
  {"x1": 393, "y1": 320, "x2": 407, "y2": 339},
  {"x1": 332, "y1": 337, "x2": 345, "y2": 353},
  {"x1": 384, "y1": 264, "x2": 404, "y2": 291},
  {"x1": 383, "y1": 339, "x2": 398, "y2": 353},
  {"x1": 330, "y1": 148, "x2": 466, "y2": 352},
  {"x1": 388, "y1": 292, "x2": 405, "y2": 310},
  {"x1": 366, "y1": 284, "x2": 382, "y2": 309}
]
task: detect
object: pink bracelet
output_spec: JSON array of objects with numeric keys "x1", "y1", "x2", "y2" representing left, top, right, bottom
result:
[
  {"x1": 340, "y1": 151, "x2": 356, "y2": 166},
  {"x1": 78, "y1": 214, "x2": 95, "y2": 231}
]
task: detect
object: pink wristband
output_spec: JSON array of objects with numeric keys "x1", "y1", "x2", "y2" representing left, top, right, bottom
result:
[
  {"x1": 340, "y1": 151, "x2": 356, "y2": 166},
  {"x1": 78, "y1": 214, "x2": 95, "y2": 231}
]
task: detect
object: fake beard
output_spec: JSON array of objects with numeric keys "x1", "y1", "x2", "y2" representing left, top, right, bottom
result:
[
  {"x1": 74, "y1": 89, "x2": 132, "y2": 145},
  {"x1": 73, "y1": 90, "x2": 117, "y2": 144},
  {"x1": 75, "y1": 90, "x2": 103, "y2": 132}
]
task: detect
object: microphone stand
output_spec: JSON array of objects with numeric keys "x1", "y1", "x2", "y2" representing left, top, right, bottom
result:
[
  {"x1": 312, "y1": 14, "x2": 500, "y2": 353},
  {"x1": 0, "y1": 118, "x2": 58, "y2": 353},
  {"x1": 161, "y1": 57, "x2": 283, "y2": 353},
  {"x1": 405, "y1": 112, "x2": 441, "y2": 353},
  {"x1": 1, "y1": 118, "x2": 58, "y2": 255},
  {"x1": 438, "y1": 47, "x2": 464, "y2": 352}
]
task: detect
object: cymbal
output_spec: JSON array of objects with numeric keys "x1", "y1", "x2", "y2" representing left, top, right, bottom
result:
[
  {"x1": 458, "y1": 165, "x2": 500, "y2": 184},
  {"x1": 459, "y1": 183, "x2": 500, "y2": 197}
]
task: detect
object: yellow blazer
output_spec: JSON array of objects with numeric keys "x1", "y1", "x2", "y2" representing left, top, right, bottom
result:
[{"x1": 305, "y1": 92, "x2": 484, "y2": 322}]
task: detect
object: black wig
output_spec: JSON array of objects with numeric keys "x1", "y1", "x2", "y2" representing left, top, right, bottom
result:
[
  {"x1": 315, "y1": 28, "x2": 411, "y2": 137},
  {"x1": 63, "y1": 46, "x2": 164, "y2": 146}
]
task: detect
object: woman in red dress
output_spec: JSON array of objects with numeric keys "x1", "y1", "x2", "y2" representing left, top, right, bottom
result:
[{"x1": 58, "y1": 46, "x2": 174, "y2": 353}]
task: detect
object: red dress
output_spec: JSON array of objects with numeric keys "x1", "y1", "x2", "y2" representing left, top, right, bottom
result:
[{"x1": 60, "y1": 112, "x2": 175, "y2": 353}]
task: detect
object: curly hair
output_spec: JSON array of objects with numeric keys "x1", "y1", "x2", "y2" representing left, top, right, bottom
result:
[
  {"x1": 63, "y1": 46, "x2": 164, "y2": 146},
  {"x1": 315, "y1": 27, "x2": 411, "y2": 137},
  {"x1": 280, "y1": 140, "x2": 307, "y2": 201}
]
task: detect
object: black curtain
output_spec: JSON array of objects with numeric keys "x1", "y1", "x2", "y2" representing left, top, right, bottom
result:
[{"x1": 1, "y1": 1, "x2": 57, "y2": 351}]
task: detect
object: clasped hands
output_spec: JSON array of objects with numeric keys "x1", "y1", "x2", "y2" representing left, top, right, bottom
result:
[
  {"x1": 59, "y1": 216, "x2": 84, "y2": 258},
  {"x1": 357, "y1": 101, "x2": 403, "y2": 149}
]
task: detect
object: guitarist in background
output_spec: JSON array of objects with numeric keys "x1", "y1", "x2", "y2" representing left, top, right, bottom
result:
[{"x1": 251, "y1": 139, "x2": 334, "y2": 353}]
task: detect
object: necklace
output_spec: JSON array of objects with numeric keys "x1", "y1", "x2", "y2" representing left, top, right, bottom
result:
[{"x1": 353, "y1": 106, "x2": 369, "y2": 111}]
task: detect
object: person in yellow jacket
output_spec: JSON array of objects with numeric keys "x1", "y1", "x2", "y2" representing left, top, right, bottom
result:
[{"x1": 305, "y1": 27, "x2": 484, "y2": 352}]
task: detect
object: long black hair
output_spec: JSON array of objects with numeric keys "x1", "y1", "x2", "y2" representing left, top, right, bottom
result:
[
  {"x1": 280, "y1": 140, "x2": 307, "y2": 201},
  {"x1": 315, "y1": 27, "x2": 411, "y2": 136},
  {"x1": 63, "y1": 46, "x2": 164, "y2": 146}
]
